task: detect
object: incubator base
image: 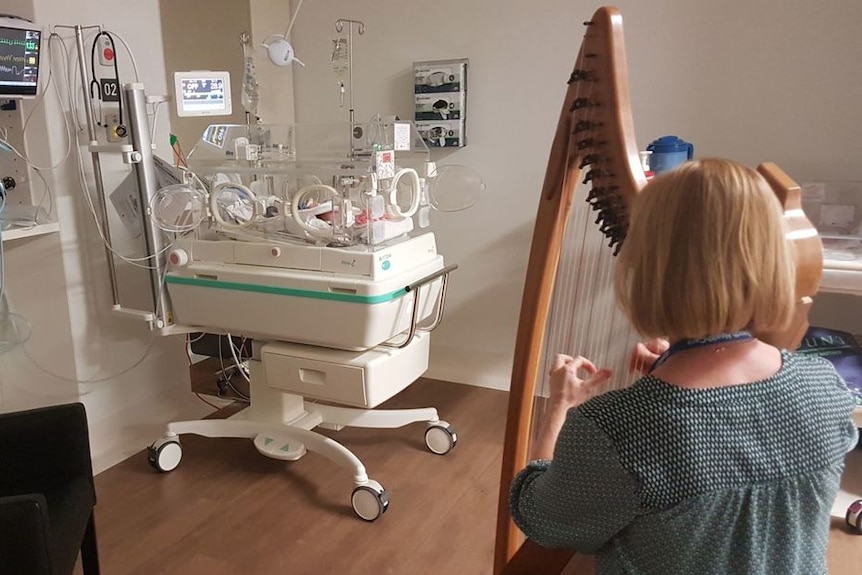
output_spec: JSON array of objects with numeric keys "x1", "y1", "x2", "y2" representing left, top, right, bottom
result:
[
  {"x1": 147, "y1": 332, "x2": 456, "y2": 521},
  {"x1": 166, "y1": 232, "x2": 446, "y2": 350}
]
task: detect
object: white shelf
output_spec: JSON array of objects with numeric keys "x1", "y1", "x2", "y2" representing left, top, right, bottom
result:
[{"x1": 1, "y1": 221, "x2": 60, "y2": 242}]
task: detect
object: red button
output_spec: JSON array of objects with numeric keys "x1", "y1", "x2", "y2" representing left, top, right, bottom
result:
[{"x1": 103, "y1": 48, "x2": 114, "y2": 61}]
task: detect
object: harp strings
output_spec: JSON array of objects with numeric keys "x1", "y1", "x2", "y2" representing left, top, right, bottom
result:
[{"x1": 529, "y1": 55, "x2": 640, "y2": 459}]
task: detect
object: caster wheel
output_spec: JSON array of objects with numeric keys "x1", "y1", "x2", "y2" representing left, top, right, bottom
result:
[
  {"x1": 425, "y1": 422, "x2": 457, "y2": 455},
  {"x1": 351, "y1": 480, "x2": 389, "y2": 522},
  {"x1": 147, "y1": 437, "x2": 182, "y2": 472}
]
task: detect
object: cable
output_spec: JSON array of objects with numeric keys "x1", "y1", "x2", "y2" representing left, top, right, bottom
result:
[
  {"x1": 65, "y1": 79, "x2": 175, "y2": 270},
  {"x1": 194, "y1": 392, "x2": 227, "y2": 412},
  {"x1": 185, "y1": 333, "x2": 233, "y2": 413},
  {"x1": 89, "y1": 31, "x2": 126, "y2": 137},
  {"x1": 227, "y1": 334, "x2": 251, "y2": 384},
  {"x1": 100, "y1": 29, "x2": 140, "y2": 83},
  {"x1": 150, "y1": 100, "x2": 164, "y2": 143},
  {"x1": 217, "y1": 335, "x2": 250, "y2": 402},
  {"x1": 0, "y1": 193, "x2": 6, "y2": 305},
  {"x1": 20, "y1": 329, "x2": 157, "y2": 385},
  {"x1": 283, "y1": 0, "x2": 305, "y2": 38},
  {"x1": 170, "y1": 134, "x2": 188, "y2": 169},
  {"x1": 16, "y1": 33, "x2": 74, "y2": 171}
]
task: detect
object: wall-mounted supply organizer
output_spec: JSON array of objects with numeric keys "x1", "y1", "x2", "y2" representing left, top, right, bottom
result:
[{"x1": 413, "y1": 58, "x2": 467, "y2": 148}]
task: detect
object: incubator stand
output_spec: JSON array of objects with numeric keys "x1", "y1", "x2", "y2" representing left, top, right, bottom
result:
[{"x1": 148, "y1": 121, "x2": 460, "y2": 521}]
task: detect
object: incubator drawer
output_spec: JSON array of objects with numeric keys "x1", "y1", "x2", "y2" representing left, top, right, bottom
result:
[
  {"x1": 265, "y1": 354, "x2": 368, "y2": 406},
  {"x1": 261, "y1": 331, "x2": 430, "y2": 408}
]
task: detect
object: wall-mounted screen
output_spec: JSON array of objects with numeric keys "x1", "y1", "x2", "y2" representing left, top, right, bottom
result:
[
  {"x1": 173, "y1": 71, "x2": 232, "y2": 118},
  {"x1": 0, "y1": 19, "x2": 42, "y2": 99}
]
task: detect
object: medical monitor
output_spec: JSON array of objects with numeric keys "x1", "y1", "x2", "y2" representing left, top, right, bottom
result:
[
  {"x1": 0, "y1": 18, "x2": 42, "y2": 99},
  {"x1": 173, "y1": 71, "x2": 232, "y2": 118}
]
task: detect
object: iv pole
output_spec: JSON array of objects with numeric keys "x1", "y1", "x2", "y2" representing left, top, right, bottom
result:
[
  {"x1": 55, "y1": 24, "x2": 122, "y2": 307},
  {"x1": 335, "y1": 18, "x2": 364, "y2": 158}
]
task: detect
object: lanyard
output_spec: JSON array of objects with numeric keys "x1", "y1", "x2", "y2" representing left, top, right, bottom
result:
[{"x1": 650, "y1": 331, "x2": 753, "y2": 372}]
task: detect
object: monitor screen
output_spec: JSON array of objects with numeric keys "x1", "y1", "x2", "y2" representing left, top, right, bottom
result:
[
  {"x1": 0, "y1": 22, "x2": 41, "y2": 98},
  {"x1": 174, "y1": 71, "x2": 232, "y2": 118}
]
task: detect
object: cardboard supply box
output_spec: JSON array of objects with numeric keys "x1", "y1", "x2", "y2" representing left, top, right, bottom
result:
[
  {"x1": 414, "y1": 59, "x2": 467, "y2": 94},
  {"x1": 415, "y1": 92, "x2": 464, "y2": 121},
  {"x1": 416, "y1": 119, "x2": 465, "y2": 148}
]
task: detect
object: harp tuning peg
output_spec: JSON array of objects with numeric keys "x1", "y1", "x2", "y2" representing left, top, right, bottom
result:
[
  {"x1": 570, "y1": 98, "x2": 597, "y2": 112},
  {"x1": 569, "y1": 69, "x2": 589, "y2": 83},
  {"x1": 579, "y1": 154, "x2": 600, "y2": 169},
  {"x1": 582, "y1": 169, "x2": 602, "y2": 184}
]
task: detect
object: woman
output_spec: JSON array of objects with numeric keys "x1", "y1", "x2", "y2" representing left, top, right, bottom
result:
[{"x1": 509, "y1": 158, "x2": 858, "y2": 575}]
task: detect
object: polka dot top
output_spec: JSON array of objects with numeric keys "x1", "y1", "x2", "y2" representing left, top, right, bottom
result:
[{"x1": 509, "y1": 352, "x2": 859, "y2": 575}]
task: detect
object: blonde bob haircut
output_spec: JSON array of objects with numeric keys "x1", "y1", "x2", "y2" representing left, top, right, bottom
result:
[{"x1": 614, "y1": 158, "x2": 796, "y2": 342}]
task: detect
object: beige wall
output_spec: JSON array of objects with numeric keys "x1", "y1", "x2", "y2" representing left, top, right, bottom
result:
[
  {"x1": 249, "y1": 0, "x2": 297, "y2": 125},
  {"x1": 3, "y1": 0, "x2": 860, "y2": 474},
  {"x1": 290, "y1": 0, "x2": 862, "y2": 389},
  {"x1": 158, "y1": 0, "x2": 297, "y2": 149},
  {"x1": 159, "y1": 0, "x2": 251, "y2": 153}
]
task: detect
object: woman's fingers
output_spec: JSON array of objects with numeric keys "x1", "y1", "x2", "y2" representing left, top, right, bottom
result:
[
  {"x1": 551, "y1": 354, "x2": 597, "y2": 377},
  {"x1": 586, "y1": 368, "x2": 613, "y2": 387},
  {"x1": 552, "y1": 353, "x2": 573, "y2": 372},
  {"x1": 568, "y1": 355, "x2": 598, "y2": 376}
]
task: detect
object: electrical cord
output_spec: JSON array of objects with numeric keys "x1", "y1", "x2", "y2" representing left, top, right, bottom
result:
[
  {"x1": 100, "y1": 29, "x2": 140, "y2": 83},
  {"x1": 217, "y1": 335, "x2": 250, "y2": 402},
  {"x1": 184, "y1": 333, "x2": 232, "y2": 414}
]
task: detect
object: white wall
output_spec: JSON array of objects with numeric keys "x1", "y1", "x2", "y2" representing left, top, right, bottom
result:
[
  {"x1": 0, "y1": 0, "x2": 213, "y2": 473},
  {"x1": 290, "y1": 0, "x2": 862, "y2": 389}
]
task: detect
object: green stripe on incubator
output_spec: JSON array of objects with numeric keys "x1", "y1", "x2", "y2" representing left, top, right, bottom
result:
[{"x1": 165, "y1": 274, "x2": 408, "y2": 304}]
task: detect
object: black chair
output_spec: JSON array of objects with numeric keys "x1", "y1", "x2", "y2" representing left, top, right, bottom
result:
[{"x1": 0, "y1": 402, "x2": 100, "y2": 574}]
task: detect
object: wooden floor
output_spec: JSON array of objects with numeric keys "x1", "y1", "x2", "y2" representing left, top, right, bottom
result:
[
  {"x1": 82, "y1": 378, "x2": 861, "y2": 575},
  {"x1": 85, "y1": 379, "x2": 507, "y2": 575}
]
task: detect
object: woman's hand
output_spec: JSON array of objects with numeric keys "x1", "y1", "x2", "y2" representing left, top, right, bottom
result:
[
  {"x1": 629, "y1": 338, "x2": 670, "y2": 375},
  {"x1": 533, "y1": 354, "x2": 611, "y2": 460},
  {"x1": 548, "y1": 354, "x2": 612, "y2": 411}
]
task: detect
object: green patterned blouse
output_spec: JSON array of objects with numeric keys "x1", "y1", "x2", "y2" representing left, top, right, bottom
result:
[{"x1": 510, "y1": 352, "x2": 859, "y2": 575}]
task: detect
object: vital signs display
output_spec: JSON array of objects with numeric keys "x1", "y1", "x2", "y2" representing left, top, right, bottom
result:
[{"x1": 0, "y1": 19, "x2": 41, "y2": 98}]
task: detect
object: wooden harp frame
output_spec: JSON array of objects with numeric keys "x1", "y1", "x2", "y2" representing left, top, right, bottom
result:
[{"x1": 494, "y1": 6, "x2": 823, "y2": 575}]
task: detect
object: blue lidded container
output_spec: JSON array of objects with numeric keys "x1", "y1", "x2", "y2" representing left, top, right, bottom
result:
[{"x1": 646, "y1": 135, "x2": 694, "y2": 174}]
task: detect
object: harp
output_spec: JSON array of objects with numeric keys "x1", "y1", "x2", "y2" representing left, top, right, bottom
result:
[{"x1": 493, "y1": 6, "x2": 823, "y2": 575}]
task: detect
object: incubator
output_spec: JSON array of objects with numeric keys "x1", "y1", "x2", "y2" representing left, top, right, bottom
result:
[{"x1": 146, "y1": 119, "x2": 474, "y2": 521}]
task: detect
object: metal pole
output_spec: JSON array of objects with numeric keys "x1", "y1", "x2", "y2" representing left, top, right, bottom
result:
[
  {"x1": 335, "y1": 18, "x2": 364, "y2": 158},
  {"x1": 73, "y1": 25, "x2": 121, "y2": 305},
  {"x1": 125, "y1": 83, "x2": 171, "y2": 328}
]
